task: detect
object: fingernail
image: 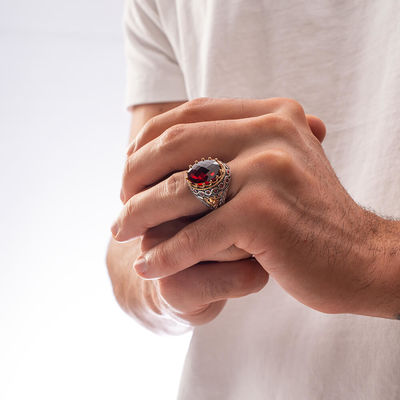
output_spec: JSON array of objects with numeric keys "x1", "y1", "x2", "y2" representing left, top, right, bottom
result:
[
  {"x1": 133, "y1": 255, "x2": 148, "y2": 275},
  {"x1": 111, "y1": 221, "x2": 119, "y2": 237},
  {"x1": 120, "y1": 188, "x2": 125, "y2": 203}
]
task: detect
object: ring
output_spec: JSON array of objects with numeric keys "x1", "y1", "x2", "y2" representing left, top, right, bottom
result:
[{"x1": 186, "y1": 157, "x2": 231, "y2": 210}]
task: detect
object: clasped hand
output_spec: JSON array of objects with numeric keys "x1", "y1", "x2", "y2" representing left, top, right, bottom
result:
[{"x1": 111, "y1": 97, "x2": 377, "y2": 322}]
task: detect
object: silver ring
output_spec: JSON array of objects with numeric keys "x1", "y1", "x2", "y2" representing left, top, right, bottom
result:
[{"x1": 186, "y1": 157, "x2": 231, "y2": 210}]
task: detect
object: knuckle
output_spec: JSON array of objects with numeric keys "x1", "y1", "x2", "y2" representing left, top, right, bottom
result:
[
  {"x1": 275, "y1": 97, "x2": 305, "y2": 116},
  {"x1": 181, "y1": 97, "x2": 211, "y2": 118},
  {"x1": 250, "y1": 149, "x2": 295, "y2": 176},
  {"x1": 200, "y1": 276, "x2": 231, "y2": 302},
  {"x1": 141, "y1": 115, "x2": 159, "y2": 139},
  {"x1": 200, "y1": 278, "x2": 217, "y2": 302},
  {"x1": 284, "y1": 98, "x2": 305, "y2": 116},
  {"x1": 122, "y1": 156, "x2": 136, "y2": 191},
  {"x1": 159, "y1": 124, "x2": 186, "y2": 150},
  {"x1": 123, "y1": 198, "x2": 136, "y2": 222},
  {"x1": 262, "y1": 112, "x2": 298, "y2": 136},
  {"x1": 179, "y1": 226, "x2": 200, "y2": 257},
  {"x1": 153, "y1": 245, "x2": 175, "y2": 272},
  {"x1": 150, "y1": 230, "x2": 199, "y2": 276},
  {"x1": 163, "y1": 172, "x2": 184, "y2": 199},
  {"x1": 264, "y1": 148, "x2": 294, "y2": 171}
]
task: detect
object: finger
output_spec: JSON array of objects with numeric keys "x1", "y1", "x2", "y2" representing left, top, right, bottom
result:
[
  {"x1": 140, "y1": 217, "x2": 191, "y2": 251},
  {"x1": 127, "y1": 97, "x2": 286, "y2": 156},
  {"x1": 113, "y1": 161, "x2": 242, "y2": 242},
  {"x1": 122, "y1": 113, "x2": 292, "y2": 201},
  {"x1": 128, "y1": 97, "x2": 325, "y2": 157},
  {"x1": 141, "y1": 218, "x2": 250, "y2": 262},
  {"x1": 154, "y1": 257, "x2": 269, "y2": 315},
  {"x1": 306, "y1": 115, "x2": 326, "y2": 143},
  {"x1": 132, "y1": 197, "x2": 240, "y2": 279}
]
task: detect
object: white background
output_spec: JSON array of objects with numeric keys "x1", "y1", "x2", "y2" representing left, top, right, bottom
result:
[{"x1": 0, "y1": 1, "x2": 192, "y2": 398}]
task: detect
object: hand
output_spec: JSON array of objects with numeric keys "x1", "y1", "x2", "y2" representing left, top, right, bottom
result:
[
  {"x1": 140, "y1": 216, "x2": 250, "y2": 262},
  {"x1": 131, "y1": 217, "x2": 268, "y2": 325},
  {"x1": 117, "y1": 97, "x2": 325, "y2": 256},
  {"x1": 140, "y1": 218, "x2": 268, "y2": 325},
  {"x1": 111, "y1": 97, "x2": 339, "y2": 324},
  {"x1": 114, "y1": 96, "x2": 380, "y2": 316},
  {"x1": 138, "y1": 201, "x2": 265, "y2": 327}
]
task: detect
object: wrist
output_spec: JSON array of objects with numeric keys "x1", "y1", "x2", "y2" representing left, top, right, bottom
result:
[{"x1": 350, "y1": 209, "x2": 400, "y2": 319}]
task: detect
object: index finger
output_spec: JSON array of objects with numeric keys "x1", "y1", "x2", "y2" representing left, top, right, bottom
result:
[
  {"x1": 127, "y1": 97, "x2": 285, "y2": 156},
  {"x1": 132, "y1": 197, "x2": 240, "y2": 279}
]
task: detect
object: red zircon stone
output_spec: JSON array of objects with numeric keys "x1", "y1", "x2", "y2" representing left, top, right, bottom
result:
[{"x1": 187, "y1": 159, "x2": 220, "y2": 186}]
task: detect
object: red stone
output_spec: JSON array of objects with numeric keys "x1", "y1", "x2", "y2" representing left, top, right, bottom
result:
[{"x1": 187, "y1": 159, "x2": 220, "y2": 186}]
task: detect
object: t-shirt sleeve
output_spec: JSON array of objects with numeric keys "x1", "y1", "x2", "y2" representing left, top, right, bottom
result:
[{"x1": 123, "y1": 0, "x2": 187, "y2": 108}]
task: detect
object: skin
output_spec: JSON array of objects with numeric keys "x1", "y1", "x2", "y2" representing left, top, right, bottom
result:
[
  {"x1": 106, "y1": 101, "x2": 198, "y2": 334},
  {"x1": 107, "y1": 99, "x2": 314, "y2": 330},
  {"x1": 108, "y1": 97, "x2": 400, "y2": 331}
]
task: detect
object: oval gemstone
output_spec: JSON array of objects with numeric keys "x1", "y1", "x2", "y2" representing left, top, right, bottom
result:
[{"x1": 187, "y1": 159, "x2": 220, "y2": 186}]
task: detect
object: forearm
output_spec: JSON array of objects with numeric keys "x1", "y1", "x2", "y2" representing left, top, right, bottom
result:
[
  {"x1": 350, "y1": 210, "x2": 400, "y2": 319},
  {"x1": 106, "y1": 236, "x2": 192, "y2": 335}
]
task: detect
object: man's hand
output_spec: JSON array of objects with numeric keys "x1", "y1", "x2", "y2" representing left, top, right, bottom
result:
[
  {"x1": 111, "y1": 96, "x2": 400, "y2": 320},
  {"x1": 111, "y1": 97, "x2": 334, "y2": 325},
  {"x1": 136, "y1": 216, "x2": 267, "y2": 325}
]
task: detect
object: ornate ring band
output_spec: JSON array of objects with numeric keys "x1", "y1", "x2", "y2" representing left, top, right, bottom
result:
[{"x1": 186, "y1": 157, "x2": 231, "y2": 210}]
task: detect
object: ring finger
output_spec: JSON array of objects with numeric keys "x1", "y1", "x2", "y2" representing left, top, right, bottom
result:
[
  {"x1": 121, "y1": 113, "x2": 289, "y2": 202},
  {"x1": 112, "y1": 159, "x2": 243, "y2": 242}
]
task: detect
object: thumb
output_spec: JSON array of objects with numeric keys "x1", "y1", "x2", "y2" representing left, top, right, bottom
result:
[{"x1": 306, "y1": 114, "x2": 326, "y2": 143}]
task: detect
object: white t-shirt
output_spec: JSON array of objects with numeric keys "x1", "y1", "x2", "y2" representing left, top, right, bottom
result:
[{"x1": 124, "y1": 1, "x2": 400, "y2": 399}]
